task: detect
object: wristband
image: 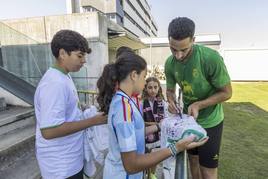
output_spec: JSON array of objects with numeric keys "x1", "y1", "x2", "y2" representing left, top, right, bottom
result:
[{"x1": 168, "y1": 143, "x2": 179, "y2": 157}]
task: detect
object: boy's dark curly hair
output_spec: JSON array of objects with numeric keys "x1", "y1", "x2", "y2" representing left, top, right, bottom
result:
[
  {"x1": 51, "y1": 29, "x2": 91, "y2": 58},
  {"x1": 168, "y1": 17, "x2": 195, "y2": 40}
]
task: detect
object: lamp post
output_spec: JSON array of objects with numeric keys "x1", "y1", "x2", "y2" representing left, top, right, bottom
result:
[{"x1": 149, "y1": 4, "x2": 153, "y2": 72}]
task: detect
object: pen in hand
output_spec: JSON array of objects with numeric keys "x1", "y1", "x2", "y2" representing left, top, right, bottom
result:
[
  {"x1": 177, "y1": 88, "x2": 183, "y2": 118},
  {"x1": 175, "y1": 101, "x2": 183, "y2": 118}
]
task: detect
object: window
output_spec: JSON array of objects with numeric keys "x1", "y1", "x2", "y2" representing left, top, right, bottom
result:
[{"x1": 119, "y1": 0, "x2": 123, "y2": 6}]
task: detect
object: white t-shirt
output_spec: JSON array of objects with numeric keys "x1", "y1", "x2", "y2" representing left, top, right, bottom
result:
[{"x1": 34, "y1": 67, "x2": 84, "y2": 179}]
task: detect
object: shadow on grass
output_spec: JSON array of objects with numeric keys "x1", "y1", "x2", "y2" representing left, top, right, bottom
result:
[{"x1": 219, "y1": 102, "x2": 268, "y2": 179}]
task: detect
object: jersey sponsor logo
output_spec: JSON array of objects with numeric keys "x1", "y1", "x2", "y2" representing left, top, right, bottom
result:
[
  {"x1": 213, "y1": 154, "x2": 219, "y2": 160},
  {"x1": 192, "y1": 68, "x2": 199, "y2": 78},
  {"x1": 182, "y1": 81, "x2": 194, "y2": 95}
]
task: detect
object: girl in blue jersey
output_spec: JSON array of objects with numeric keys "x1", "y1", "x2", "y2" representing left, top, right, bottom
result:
[{"x1": 97, "y1": 52, "x2": 208, "y2": 179}]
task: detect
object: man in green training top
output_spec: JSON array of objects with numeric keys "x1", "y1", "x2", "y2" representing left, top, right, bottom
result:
[{"x1": 164, "y1": 17, "x2": 232, "y2": 179}]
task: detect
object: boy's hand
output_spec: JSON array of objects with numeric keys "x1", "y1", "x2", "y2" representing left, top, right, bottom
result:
[{"x1": 94, "y1": 113, "x2": 108, "y2": 125}]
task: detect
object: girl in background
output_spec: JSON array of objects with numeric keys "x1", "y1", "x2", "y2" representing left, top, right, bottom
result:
[
  {"x1": 97, "y1": 52, "x2": 208, "y2": 179},
  {"x1": 142, "y1": 76, "x2": 168, "y2": 179}
]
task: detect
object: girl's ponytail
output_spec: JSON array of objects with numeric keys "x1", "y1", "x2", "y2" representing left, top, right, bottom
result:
[
  {"x1": 97, "y1": 63, "x2": 118, "y2": 114},
  {"x1": 97, "y1": 52, "x2": 147, "y2": 114}
]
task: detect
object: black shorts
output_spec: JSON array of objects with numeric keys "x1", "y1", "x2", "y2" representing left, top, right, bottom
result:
[
  {"x1": 67, "y1": 168, "x2": 83, "y2": 179},
  {"x1": 187, "y1": 121, "x2": 223, "y2": 168}
]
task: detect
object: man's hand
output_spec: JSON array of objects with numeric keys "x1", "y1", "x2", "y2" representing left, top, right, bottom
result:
[
  {"x1": 166, "y1": 88, "x2": 180, "y2": 114},
  {"x1": 168, "y1": 100, "x2": 179, "y2": 114},
  {"x1": 187, "y1": 102, "x2": 201, "y2": 119},
  {"x1": 187, "y1": 83, "x2": 232, "y2": 119}
]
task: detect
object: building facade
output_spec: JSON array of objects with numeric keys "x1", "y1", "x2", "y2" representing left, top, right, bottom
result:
[{"x1": 81, "y1": 0, "x2": 158, "y2": 38}]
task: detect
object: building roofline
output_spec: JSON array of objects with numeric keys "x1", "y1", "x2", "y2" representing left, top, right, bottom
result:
[{"x1": 140, "y1": 34, "x2": 221, "y2": 46}]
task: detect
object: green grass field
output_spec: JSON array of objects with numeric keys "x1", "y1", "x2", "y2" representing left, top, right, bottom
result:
[{"x1": 219, "y1": 82, "x2": 268, "y2": 179}]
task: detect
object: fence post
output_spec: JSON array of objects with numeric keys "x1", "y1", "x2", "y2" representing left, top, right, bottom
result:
[{"x1": 174, "y1": 150, "x2": 188, "y2": 179}]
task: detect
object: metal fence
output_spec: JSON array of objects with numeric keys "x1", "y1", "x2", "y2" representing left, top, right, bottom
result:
[
  {"x1": 77, "y1": 90, "x2": 98, "y2": 106},
  {"x1": 77, "y1": 90, "x2": 189, "y2": 179}
]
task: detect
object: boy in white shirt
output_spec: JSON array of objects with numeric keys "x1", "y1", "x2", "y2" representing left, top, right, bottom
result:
[{"x1": 34, "y1": 29, "x2": 107, "y2": 179}]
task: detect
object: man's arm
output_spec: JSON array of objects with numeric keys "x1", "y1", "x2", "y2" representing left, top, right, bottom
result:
[
  {"x1": 164, "y1": 56, "x2": 180, "y2": 114},
  {"x1": 166, "y1": 88, "x2": 179, "y2": 114},
  {"x1": 188, "y1": 83, "x2": 232, "y2": 118},
  {"x1": 41, "y1": 113, "x2": 107, "y2": 139}
]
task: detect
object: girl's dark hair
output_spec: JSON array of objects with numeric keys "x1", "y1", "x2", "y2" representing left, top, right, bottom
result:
[
  {"x1": 142, "y1": 76, "x2": 164, "y2": 100},
  {"x1": 116, "y1": 46, "x2": 133, "y2": 58},
  {"x1": 97, "y1": 52, "x2": 147, "y2": 114}
]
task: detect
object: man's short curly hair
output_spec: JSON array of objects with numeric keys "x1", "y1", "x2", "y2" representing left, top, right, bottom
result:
[
  {"x1": 51, "y1": 29, "x2": 91, "y2": 58},
  {"x1": 168, "y1": 17, "x2": 195, "y2": 40}
]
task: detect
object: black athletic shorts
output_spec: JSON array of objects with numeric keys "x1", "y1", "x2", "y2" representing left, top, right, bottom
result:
[
  {"x1": 187, "y1": 121, "x2": 223, "y2": 168},
  {"x1": 67, "y1": 168, "x2": 83, "y2": 179}
]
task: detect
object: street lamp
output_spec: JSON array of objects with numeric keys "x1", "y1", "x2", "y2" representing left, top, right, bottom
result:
[{"x1": 149, "y1": 4, "x2": 152, "y2": 71}]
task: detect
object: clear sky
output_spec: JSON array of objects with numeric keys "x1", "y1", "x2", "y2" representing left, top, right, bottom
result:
[
  {"x1": 148, "y1": 0, "x2": 268, "y2": 48},
  {"x1": 1, "y1": 0, "x2": 268, "y2": 48},
  {"x1": 0, "y1": 0, "x2": 68, "y2": 20}
]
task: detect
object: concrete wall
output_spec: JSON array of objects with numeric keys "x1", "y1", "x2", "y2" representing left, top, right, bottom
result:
[
  {"x1": 0, "y1": 19, "x2": 43, "y2": 45},
  {"x1": 0, "y1": 12, "x2": 110, "y2": 105},
  {"x1": 140, "y1": 46, "x2": 172, "y2": 67},
  {"x1": 105, "y1": 0, "x2": 117, "y2": 13},
  {"x1": 108, "y1": 49, "x2": 117, "y2": 63},
  {"x1": 81, "y1": 0, "x2": 121, "y2": 14},
  {"x1": 223, "y1": 48, "x2": 268, "y2": 81},
  {"x1": 85, "y1": 41, "x2": 108, "y2": 90},
  {"x1": 2, "y1": 12, "x2": 104, "y2": 44},
  {"x1": 81, "y1": 0, "x2": 106, "y2": 12}
]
